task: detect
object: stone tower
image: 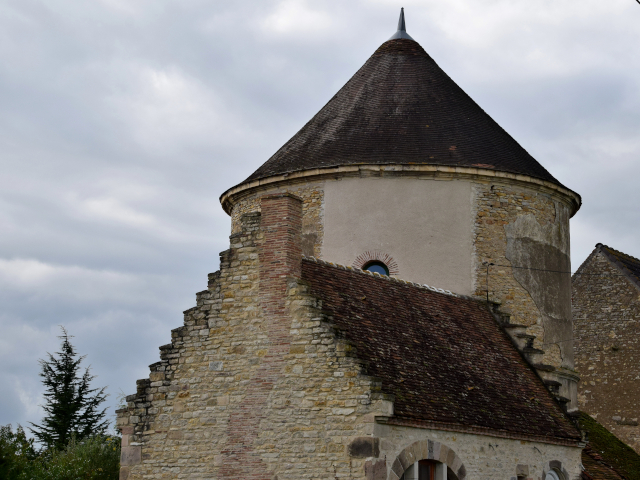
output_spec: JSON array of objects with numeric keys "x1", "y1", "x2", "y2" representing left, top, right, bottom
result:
[
  {"x1": 221, "y1": 10, "x2": 581, "y2": 408},
  {"x1": 116, "y1": 10, "x2": 588, "y2": 480}
]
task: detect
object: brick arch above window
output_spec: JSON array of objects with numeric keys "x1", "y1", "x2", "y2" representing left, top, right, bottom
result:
[
  {"x1": 352, "y1": 251, "x2": 400, "y2": 276},
  {"x1": 389, "y1": 439, "x2": 466, "y2": 480}
]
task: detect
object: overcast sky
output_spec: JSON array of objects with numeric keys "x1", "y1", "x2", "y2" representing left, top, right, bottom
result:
[{"x1": 1, "y1": 0, "x2": 639, "y2": 431}]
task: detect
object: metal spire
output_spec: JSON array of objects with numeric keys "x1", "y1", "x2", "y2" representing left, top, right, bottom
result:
[
  {"x1": 388, "y1": 7, "x2": 415, "y2": 41},
  {"x1": 397, "y1": 7, "x2": 407, "y2": 31}
]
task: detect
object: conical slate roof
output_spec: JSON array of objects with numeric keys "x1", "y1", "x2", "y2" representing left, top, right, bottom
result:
[{"x1": 243, "y1": 18, "x2": 563, "y2": 187}]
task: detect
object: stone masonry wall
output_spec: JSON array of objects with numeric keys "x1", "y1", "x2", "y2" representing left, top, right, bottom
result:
[
  {"x1": 473, "y1": 182, "x2": 573, "y2": 372},
  {"x1": 116, "y1": 193, "x2": 394, "y2": 480},
  {"x1": 230, "y1": 183, "x2": 324, "y2": 258},
  {"x1": 231, "y1": 179, "x2": 575, "y2": 376},
  {"x1": 573, "y1": 250, "x2": 640, "y2": 452},
  {"x1": 376, "y1": 424, "x2": 583, "y2": 480}
]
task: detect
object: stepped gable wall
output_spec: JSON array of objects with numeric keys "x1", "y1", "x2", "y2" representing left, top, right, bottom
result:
[
  {"x1": 117, "y1": 190, "x2": 582, "y2": 480},
  {"x1": 573, "y1": 248, "x2": 640, "y2": 453},
  {"x1": 116, "y1": 194, "x2": 392, "y2": 480}
]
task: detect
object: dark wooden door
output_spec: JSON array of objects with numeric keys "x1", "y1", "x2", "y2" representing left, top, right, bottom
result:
[{"x1": 418, "y1": 460, "x2": 435, "y2": 480}]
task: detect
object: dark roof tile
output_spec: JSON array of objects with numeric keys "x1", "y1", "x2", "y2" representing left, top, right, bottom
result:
[
  {"x1": 242, "y1": 38, "x2": 566, "y2": 189},
  {"x1": 599, "y1": 244, "x2": 640, "y2": 288},
  {"x1": 301, "y1": 259, "x2": 581, "y2": 442}
]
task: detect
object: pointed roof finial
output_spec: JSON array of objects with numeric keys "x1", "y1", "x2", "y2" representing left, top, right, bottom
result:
[
  {"x1": 388, "y1": 7, "x2": 415, "y2": 41},
  {"x1": 398, "y1": 7, "x2": 407, "y2": 31}
]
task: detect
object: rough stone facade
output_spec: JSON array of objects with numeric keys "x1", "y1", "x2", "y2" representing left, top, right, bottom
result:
[
  {"x1": 117, "y1": 193, "x2": 584, "y2": 479},
  {"x1": 118, "y1": 194, "x2": 394, "y2": 480},
  {"x1": 573, "y1": 245, "x2": 640, "y2": 453},
  {"x1": 376, "y1": 425, "x2": 581, "y2": 480},
  {"x1": 472, "y1": 182, "x2": 571, "y2": 367},
  {"x1": 230, "y1": 183, "x2": 324, "y2": 258},
  {"x1": 472, "y1": 181, "x2": 578, "y2": 409}
]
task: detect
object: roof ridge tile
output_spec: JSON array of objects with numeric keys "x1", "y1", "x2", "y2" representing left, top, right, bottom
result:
[
  {"x1": 600, "y1": 243, "x2": 640, "y2": 266},
  {"x1": 596, "y1": 243, "x2": 640, "y2": 287},
  {"x1": 303, "y1": 255, "x2": 457, "y2": 297},
  {"x1": 300, "y1": 257, "x2": 582, "y2": 442}
]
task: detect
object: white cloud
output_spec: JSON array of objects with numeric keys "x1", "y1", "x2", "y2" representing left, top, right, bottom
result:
[
  {"x1": 0, "y1": 258, "x2": 142, "y2": 296},
  {"x1": 1, "y1": 0, "x2": 640, "y2": 432},
  {"x1": 103, "y1": 65, "x2": 242, "y2": 155},
  {"x1": 80, "y1": 196, "x2": 156, "y2": 227},
  {"x1": 261, "y1": 0, "x2": 334, "y2": 36}
]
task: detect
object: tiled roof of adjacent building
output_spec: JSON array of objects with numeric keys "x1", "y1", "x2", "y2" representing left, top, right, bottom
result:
[
  {"x1": 581, "y1": 446, "x2": 627, "y2": 480},
  {"x1": 240, "y1": 34, "x2": 567, "y2": 189},
  {"x1": 577, "y1": 412, "x2": 640, "y2": 480},
  {"x1": 598, "y1": 244, "x2": 640, "y2": 288},
  {"x1": 301, "y1": 258, "x2": 581, "y2": 443}
]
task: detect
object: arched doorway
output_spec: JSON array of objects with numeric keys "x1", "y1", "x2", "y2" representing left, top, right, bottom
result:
[
  {"x1": 400, "y1": 459, "x2": 459, "y2": 480},
  {"x1": 390, "y1": 440, "x2": 466, "y2": 480}
]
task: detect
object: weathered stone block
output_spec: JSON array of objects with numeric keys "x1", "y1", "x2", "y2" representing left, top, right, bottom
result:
[
  {"x1": 120, "y1": 446, "x2": 141, "y2": 466},
  {"x1": 208, "y1": 361, "x2": 223, "y2": 371},
  {"x1": 348, "y1": 437, "x2": 380, "y2": 458},
  {"x1": 149, "y1": 372, "x2": 164, "y2": 382},
  {"x1": 167, "y1": 430, "x2": 184, "y2": 440},
  {"x1": 364, "y1": 459, "x2": 386, "y2": 480},
  {"x1": 119, "y1": 466, "x2": 130, "y2": 480}
]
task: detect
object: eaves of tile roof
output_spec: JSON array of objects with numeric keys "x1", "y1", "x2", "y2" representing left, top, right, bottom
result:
[
  {"x1": 581, "y1": 446, "x2": 627, "y2": 480},
  {"x1": 598, "y1": 244, "x2": 640, "y2": 290},
  {"x1": 577, "y1": 412, "x2": 640, "y2": 480},
  {"x1": 301, "y1": 258, "x2": 581, "y2": 444}
]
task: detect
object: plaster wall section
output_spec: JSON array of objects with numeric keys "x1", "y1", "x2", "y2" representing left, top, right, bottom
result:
[
  {"x1": 573, "y1": 250, "x2": 640, "y2": 453},
  {"x1": 375, "y1": 424, "x2": 583, "y2": 480},
  {"x1": 473, "y1": 182, "x2": 574, "y2": 373},
  {"x1": 322, "y1": 177, "x2": 474, "y2": 295},
  {"x1": 230, "y1": 183, "x2": 324, "y2": 258},
  {"x1": 116, "y1": 208, "x2": 392, "y2": 480}
]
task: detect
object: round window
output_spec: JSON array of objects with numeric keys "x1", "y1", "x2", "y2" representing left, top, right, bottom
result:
[{"x1": 363, "y1": 261, "x2": 389, "y2": 276}]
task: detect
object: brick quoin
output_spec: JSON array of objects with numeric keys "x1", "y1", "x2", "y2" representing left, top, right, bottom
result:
[{"x1": 219, "y1": 193, "x2": 303, "y2": 480}]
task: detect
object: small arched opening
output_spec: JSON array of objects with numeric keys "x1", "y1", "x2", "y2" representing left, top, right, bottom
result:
[
  {"x1": 400, "y1": 459, "x2": 459, "y2": 480},
  {"x1": 363, "y1": 260, "x2": 390, "y2": 276},
  {"x1": 390, "y1": 440, "x2": 466, "y2": 480},
  {"x1": 544, "y1": 460, "x2": 569, "y2": 480},
  {"x1": 352, "y1": 251, "x2": 399, "y2": 276}
]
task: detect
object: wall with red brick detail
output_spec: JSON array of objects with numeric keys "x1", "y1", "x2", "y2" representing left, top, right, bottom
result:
[
  {"x1": 352, "y1": 251, "x2": 400, "y2": 276},
  {"x1": 219, "y1": 193, "x2": 303, "y2": 479},
  {"x1": 116, "y1": 193, "x2": 392, "y2": 480},
  {"x1": 115, "y1": 191, "x2": 582, "y2": 480}
]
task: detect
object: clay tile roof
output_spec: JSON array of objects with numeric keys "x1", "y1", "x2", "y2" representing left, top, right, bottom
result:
[
  {"x1": 301, "y1": 259, "x2": 581, "y2": 443},
  {"x1": 577, "y1": 412, "x2": 640, "y2": 480},
  {"x1": 241, "y1": 35, "x2": 566, "y2": 189},
  {"x1": 598, "y1": 244, "x2": 640, "y2": 288},
  {"x1": 581, "y1": 447, "x2": 627, "y2": 480}
]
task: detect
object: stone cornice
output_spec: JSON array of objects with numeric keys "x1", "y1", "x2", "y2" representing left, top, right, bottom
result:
[
  {"x1": 220, "y1": 164, "x2": 582, "y2": 217},
  {"x1": 380, "y1": 417, "x2": 583, "y2": 448}
]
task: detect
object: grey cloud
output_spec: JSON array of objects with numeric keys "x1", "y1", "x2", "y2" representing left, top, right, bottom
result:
[{"x1": 1, "y1": 0, "x2": 640, "y2": 428}]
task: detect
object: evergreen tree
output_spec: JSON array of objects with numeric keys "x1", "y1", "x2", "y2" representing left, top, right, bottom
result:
[
  {"x1": 29, "y1": 328, "x2": 109, "y2": 450},
  {"x1": 0, "y1": 424, "x2": 37, "y2": 480}
]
